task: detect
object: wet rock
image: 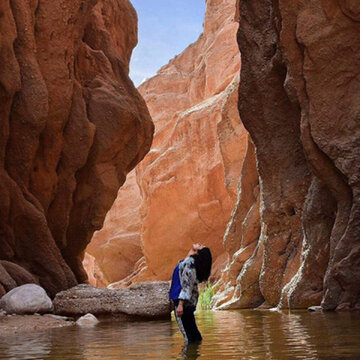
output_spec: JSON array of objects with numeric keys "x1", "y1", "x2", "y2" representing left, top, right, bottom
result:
[
  {"x1": 0, "y1": 284, "x2": 53, "y2": 314},
  {"x1": 0, "y1": 0, "x2": 153, "y2": 296},
  {"x1": 43, "y1": 314, "x2": 73, "y2": 321},
  {"x1": 308, "y1": 306, "x2": 322, "y2": 313},
  {"x1": 76, "y1": 313, "x2": 99, "y2": 326},
  {"x1": 53, "y1": 282, "x2": 171, "y2": 319}
]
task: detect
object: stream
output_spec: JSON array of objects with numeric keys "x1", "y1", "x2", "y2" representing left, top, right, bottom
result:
[{"x1": 0, "y1": 310, "x2": 359, "y2": 359}]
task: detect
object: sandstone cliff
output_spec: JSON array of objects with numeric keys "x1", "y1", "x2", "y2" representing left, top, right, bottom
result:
[
  {"x1": 86, "y1": 0, "x2": 247, "y2": 285},
  {"x1": 86, "y1": 169, "x2": 143, "y2": 285},
  {"x1": 0, "y1": 0, "x2": 153, "y2": 297},
  {"x1": 214, "y1": 0, "x2": 360, "y2": 311}
]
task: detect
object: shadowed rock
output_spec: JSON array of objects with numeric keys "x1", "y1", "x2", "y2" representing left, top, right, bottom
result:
[
  {"x1": 0, "y1": 0, "x2": 153, "y2": 296},
  {"x1": 235, "y1": 0, "x2": 360, "y2": 310}
]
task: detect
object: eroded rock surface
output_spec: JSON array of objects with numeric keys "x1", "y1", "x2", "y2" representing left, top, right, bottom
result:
[
  {"x1": 219, "y1": 0, "x2": 360, "y2": 310},
  {"x1": 85, "y1": 170, "x2": 143, "y2": 285},
  {"x1": 87, "y1": 0, "x2": 247, "y2": 285},
  {"x1": 0, "y1": 0, "x2": 153, "y2": 296}
]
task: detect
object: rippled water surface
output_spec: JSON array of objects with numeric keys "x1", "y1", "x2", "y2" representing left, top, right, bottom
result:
[{"x1": 1, "y1": 310, "x2": 360, "y2": 359}]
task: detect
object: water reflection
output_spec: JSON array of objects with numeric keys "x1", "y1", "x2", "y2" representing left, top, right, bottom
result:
[
  {"x1": 0, "y1": 310, "x2": 359, "y2": 359},
  {"x1": 180, "y1": 342, "x2": 201, "y2": 360}
]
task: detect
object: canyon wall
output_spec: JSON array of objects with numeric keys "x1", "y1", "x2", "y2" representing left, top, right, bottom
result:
[
  {"x1": 0, "y1": 0, "x2": 153, "y2": 297},
  {"x1": 86, "y1": 0, "x2": 248, "y2": 285},
  {"x1": 214, "y1": 0, "x2": 360, "y2": 311},
  {"x1": 86, "y1": 169, "x2": 143, "y2": 285}
]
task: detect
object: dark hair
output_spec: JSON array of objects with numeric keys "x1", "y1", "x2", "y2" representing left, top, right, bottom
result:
[{"x1": 191, "y1": 247, "x2": 212, "y2": 283}]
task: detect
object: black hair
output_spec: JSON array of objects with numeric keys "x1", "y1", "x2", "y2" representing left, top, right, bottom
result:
[{"x1": 191, "y1": 247, "x2": 212, "y2": 283}]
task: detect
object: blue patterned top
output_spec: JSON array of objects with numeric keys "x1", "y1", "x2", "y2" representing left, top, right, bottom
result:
[{"x1": 178, "y1": 257, "x2": 199, "y2": 308}]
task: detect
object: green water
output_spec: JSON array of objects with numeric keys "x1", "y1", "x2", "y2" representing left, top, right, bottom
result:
[{"x1": 1, "y1": 310, "x2": 360, "y2": 359}]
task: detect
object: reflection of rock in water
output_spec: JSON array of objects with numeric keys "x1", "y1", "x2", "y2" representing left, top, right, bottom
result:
[
  {"x1": 0, "y1": 312, "x2": 359, "y2": 359},
  {"x1": 0, "y1": 334, "x2": 52, "y2": 360},
  {"x1": 181, "y1": 342, "x2": 201, "y2": 360}
]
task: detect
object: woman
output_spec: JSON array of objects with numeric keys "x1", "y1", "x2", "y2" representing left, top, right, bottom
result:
[{"x1": 169, "y1": 243, "x2": 212, "y2": 344}]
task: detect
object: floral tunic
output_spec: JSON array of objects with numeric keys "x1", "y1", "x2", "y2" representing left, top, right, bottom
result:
[{"x1": 178, "y1": 257, "x2": 199, "y2": 308}]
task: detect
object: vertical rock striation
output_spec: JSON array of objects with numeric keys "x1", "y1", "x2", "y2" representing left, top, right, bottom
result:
[
  {"x1": 0, "y1": 0, "x2": 153, "y2": 297},
  {"x1": 218, "y1": 0, "x2": 359, "y2": 310}
]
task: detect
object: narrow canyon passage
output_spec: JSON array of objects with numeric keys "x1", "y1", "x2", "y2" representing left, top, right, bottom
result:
[
  {"x1": 0, "y1": 0, "x2": 360, "y2": 358},
  {"x1": 85, "y1": 0, "x2": 248, "y2": 288},
  {"x1": 0, "y1": 0, "x2": 359, "y2": 330},
  {"x1": 86, "y1": 0, "x2": 360, "y2": 313}
]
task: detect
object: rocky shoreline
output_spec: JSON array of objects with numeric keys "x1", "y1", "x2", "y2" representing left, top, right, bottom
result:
[{"x1": 0, "y1": 281, "x2": 172, "y2": 336}]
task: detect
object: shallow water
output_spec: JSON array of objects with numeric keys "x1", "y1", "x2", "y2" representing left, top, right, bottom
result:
[{"x1": 1, "y1": 310, "x2": 360, "y2": 359}]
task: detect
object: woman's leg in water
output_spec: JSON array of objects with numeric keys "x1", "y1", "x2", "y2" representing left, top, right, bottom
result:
[{"x1": 174, "y1": 302, "x2": 202, "y2": 344}]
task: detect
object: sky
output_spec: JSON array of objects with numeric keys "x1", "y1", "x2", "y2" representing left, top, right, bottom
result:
[{"x1": 129, "y1": 0, "x2": 206, "y2": 87}]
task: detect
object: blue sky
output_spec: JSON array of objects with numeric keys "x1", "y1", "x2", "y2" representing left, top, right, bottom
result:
[{"x1": 129, "y1": 0, "x2": 206, "y2": 87}]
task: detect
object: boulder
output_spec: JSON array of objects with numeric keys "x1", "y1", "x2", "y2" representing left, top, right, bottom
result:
[
  {"x1": 308, "y1": 306, "x2": 323, "y2": 313},
  {"x1": 53, "y1": 282, "x2": 171, "y2": 319},
  {"x1": 76, "y1": 313, "x2": 99, "y2": 327},
  {"x1": 0, "y1": 284, "x2": 53, "y2": 314}
]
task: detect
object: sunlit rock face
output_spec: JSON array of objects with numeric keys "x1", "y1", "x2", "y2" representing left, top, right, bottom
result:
[
  {"x1": 215, "y1": 0, "x2": 359, "y2": 310},
  {"x1": 132, "y1": 0, "x2": 248, "y2": 282},
  {"x1": 88, "y1": 0, "x2": 248, "y2": 285},
  {"x1": 86, "y1": 170, "x2": 143, "y2": 285},
  {"x1": 0, "y1": 0, "x2": 153, "y2": 297}
]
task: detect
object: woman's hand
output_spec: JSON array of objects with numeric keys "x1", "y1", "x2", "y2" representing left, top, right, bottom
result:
[{"x1": 176, "y1": 302, "x2": 184, "y2": 317}]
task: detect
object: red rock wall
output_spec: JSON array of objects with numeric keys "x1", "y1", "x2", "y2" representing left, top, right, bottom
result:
[
  {"x1": 86, "y1": 0, "x2": 248, "y2": 285},
  {"x1": 86, "y1": 169, "x2": 143, "y2": 285},
  {"x1": 0, "y1": 0, "x2": 153, "y2": 297},
  {"x1": 214, "y1": 0, "x2": 360, "y2": 310}
]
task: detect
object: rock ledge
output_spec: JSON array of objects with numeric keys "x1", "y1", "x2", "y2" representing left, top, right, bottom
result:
[{"x1": 53, "y1": 282, "x2": 171, "y2": 319}]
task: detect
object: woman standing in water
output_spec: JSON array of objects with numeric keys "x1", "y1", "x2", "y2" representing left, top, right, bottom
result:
[{"x1": 169, "y1": 243, "x2": 212, "y2": 344}]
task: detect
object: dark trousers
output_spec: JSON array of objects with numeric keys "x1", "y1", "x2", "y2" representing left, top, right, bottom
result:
[{"x1": 174, "y1": 300, "x2": 202, "y2": 344}]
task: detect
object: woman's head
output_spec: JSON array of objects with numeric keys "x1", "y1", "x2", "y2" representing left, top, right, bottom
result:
[{"x1": 191, "y1": 246, "x2": 212, "y2": 283}]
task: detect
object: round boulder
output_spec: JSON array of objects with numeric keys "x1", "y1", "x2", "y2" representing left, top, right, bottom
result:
[
  {"x1": 0, "y1": 284, "x2": 53, "y2": 314},
  {"x1": 76, "y1": 313, "x2": 99, "y2": 327}
]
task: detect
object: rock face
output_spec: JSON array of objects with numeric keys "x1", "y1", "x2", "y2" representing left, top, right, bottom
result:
[
  {"x1": 214, "y1": 0, "x2": 360, "y2": 310},
  {"x1": 82, "y1": 253, "x2": 108, "y2": 288},
  {"x1": 85, "y1": 169, "x2": 143, "y2": 285},
  {"x1": 0, "y1": 0, "x2": 153, "y2": 296},
  {"x1": 0, "y1": 284, "x2": 53, "y2": 314},
  {"x1": 87, "y1": 0, "x2": 247, "y2": 284},
  {"x1": 53, "y1": 282, "x2": 171, "y2": 319}
]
